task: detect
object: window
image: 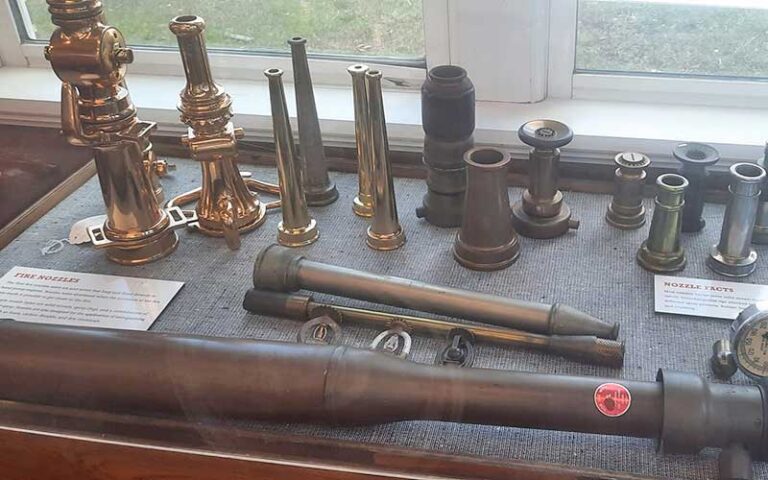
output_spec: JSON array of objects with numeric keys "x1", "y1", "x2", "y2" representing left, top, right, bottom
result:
[
  {"x1": 18, "y1": 0, "x2": 425, "y2": 63},
  {"x1": 576, "y1": 0, "x2": 768, "y2": 79}
]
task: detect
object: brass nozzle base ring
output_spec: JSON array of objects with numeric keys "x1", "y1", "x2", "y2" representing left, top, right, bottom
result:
[
  {"x1": 636, "y1": 243, "x2": 686, "y2": 273},
  {"x1": 352, "y1": 195, "x2": 374, "y2": 217},
  {"x1": 105, "y1": 230, "x2": 179, "y2": 266},
  {"x1": 605, "y1": 205, "x2": 646, "y2": 230},
  {"x1": 511, "y1": 202, "x2": 579, "y2": 239},
  {"x1": 366, "y1": 227, "x2": 406, "y2": 251},
  {"x1": 278, "y1": 219, "x2": 319, "y2": 248},
  {"x1": 452, "y1": 236, "x2": 521, "y2": 271},
  {"x1": 707, "y1": 249, "x2": 758, "y2": 278},
  {"x1": 195, "y1": 203, "x2": 268, "y2": 238},
  {"x1": 305, "y1": 184, "x2": 339, "y2": 207}
]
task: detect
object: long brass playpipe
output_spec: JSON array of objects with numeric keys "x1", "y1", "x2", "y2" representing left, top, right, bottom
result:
[
  {"x1": 242, "y1": 289, "x2": 625, "y2": 367},
  {"x1": 0, "y1": 320, "x2": 764, "y2": 478},
  {"x1": 252, "y1": 245, "x2": 620, "y2": 339}
]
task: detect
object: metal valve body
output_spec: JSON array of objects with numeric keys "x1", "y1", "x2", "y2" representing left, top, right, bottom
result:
[
  {"x1": 511, "y1": 120, "x2": 579, "y2": 239},
  {"x1": 637, "y1": 174, "x2": 688, "y2": 273},
  {"x1": 707, "y1": 162, "x2": 766, "y2": 277},
  {"x1": 606, "y1": 152, "x2": 651, "y2": 229},
  {"x1": 675, "y1": 142, "x2": 720, "y2": 233}
]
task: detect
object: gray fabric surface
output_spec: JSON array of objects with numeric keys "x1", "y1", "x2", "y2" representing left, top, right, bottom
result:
[{"x1": 2, "y1": 158, "x2": 766, "y2": 480}]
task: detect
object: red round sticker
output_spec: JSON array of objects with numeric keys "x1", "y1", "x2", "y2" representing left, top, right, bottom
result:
[{"x1": 594, "y1": 382, "x2": 632, "y2": 417}]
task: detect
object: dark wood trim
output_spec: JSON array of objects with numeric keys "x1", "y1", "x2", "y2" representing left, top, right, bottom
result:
[
  {"x1": 0, "y1": 401, "x2": 654, "y2": 480},
  {"x1": 0, "y1": 160, "x2": 96, "y2": 250}
]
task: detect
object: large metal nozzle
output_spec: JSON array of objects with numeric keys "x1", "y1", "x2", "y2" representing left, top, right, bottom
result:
[
  {"x1": 415, "y1": 65, "x2": 475, "y2": 227},
  {"x1": 265, "y1": 67, "x2": 319, "y2": 247},
  {"x1": 252, "y1": 244, "x2": 620, "y2": 339},
  {"x1": 637, "y1": 174, "x2": 688, "y2": 273},
  {"x1": 511, "y1": 119, "x2": 579, "y2": 239},
  {"x1": 707, "y1": 162, "x2": 766, "y2": 277},
  {"x1": 1, "y1": 319, "x2": 766, "y2": 469},
  {"x1": 674, "y1": 142, "x2": 720, "y2": 233},
  {"x1": 348, "y1": 64, "x2": 375, "y2": 217},
  {"x1": 606, "y1": 152, "x2": 651, "y2": 230},
  {"x1": 45, "y1": 0, "x2": 183, "y2": 265},
  {"x1": 453, "y1": 147, "x2": 520, "y2": 270},
  {"x1": 169, "y1": 15, "x2": 267, "y2": 250},
  {"x1": 288, "y1": 37, "x2": 338, "y2": 206},
  {"x1": 365, "y1": 69, "x2": 405, "y2": 251}
]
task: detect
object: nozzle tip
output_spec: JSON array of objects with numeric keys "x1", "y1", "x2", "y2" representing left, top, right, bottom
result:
[
  {"x1": 347, "y1": 64, "x2": 370, "y2": 76},
  {"x1": 288, "y1": 36, "x2": 307, "y2": 46},
  {"x1": 264, "y1": 67, "x2": 284, "y2": 79},
  {"x1": 169, "y1": 15, "x2": 206, "y2": 36}
]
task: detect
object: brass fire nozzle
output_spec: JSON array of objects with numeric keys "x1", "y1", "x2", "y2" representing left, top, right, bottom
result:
[
  {"x1": 168, "y1": 15, "x2": 267, "y2": 250},
  {"x1": 45, "y1": 0, "x2": 190, "y2": 265}
]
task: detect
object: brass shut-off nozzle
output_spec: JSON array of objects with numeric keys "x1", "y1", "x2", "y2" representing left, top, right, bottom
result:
[
  {"x1": 264, "y1": 68, "x2": 319, "y2": 247},
  {"x1": 168, "y1": 15, "x2": 267, "y2": 250},
  {"x1": 45, "y1": 0, "x2": 187, "y2": 265},
  {"x1": 606, "y1": 152, "x2": 651, "y2": 230}
]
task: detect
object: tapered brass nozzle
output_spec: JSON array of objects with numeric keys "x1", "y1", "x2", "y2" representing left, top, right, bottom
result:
[
  {"x1": 169, "y1": 15, "x2": 266, "y2": 250},
  {"x1": 288, "y1": 37, "x2": 338, "y2": 206},
  {"x1": 453, "y1": 147, "x2": 520, "y2": 270},
  {"x1": 265, "y1": 68, "x2": 319, "y2": 248},
  {"x1": 606, "y1": 152, "x2": 651, "y2": 230},
  {"x1": 637, "y1": 174, "x2": 688, "y2": 273},
  {"x1": 348, "y1": 64, "x2": 374, "y2": 217},
  {"x1": 365, "y1": 70, "x2": 405, "y2": 251},
  {"x1": 45, "y1": 0, "x2": 182, "y2": 265}
]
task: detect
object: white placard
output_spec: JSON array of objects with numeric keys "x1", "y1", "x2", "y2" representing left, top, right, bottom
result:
[
  {"x1": 654, "y1": 275, "x2": 768, "y2": 320},
  {"x1": 0, "y1": 266, "x2": 183, "y2": 330}
]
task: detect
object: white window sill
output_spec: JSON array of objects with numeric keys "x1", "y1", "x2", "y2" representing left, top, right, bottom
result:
[{"x1": 0, "y1": 66, "x2": 764, "y2": 165}]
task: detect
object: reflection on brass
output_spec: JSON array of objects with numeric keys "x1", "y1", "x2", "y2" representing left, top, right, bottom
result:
[
  {"x1": 674, "y1": 142, "x2": 720, "y2": 233},
  {"x1": 288, "y1": 37, "x2": 338, "y2": 206},
  {"x1": 637, "y1": 174, "x2": 688, "y2": 273},
  {"x1": 265, "y1": 68, "x2": 319, "y2": 247},
  {"x1": 511, "y1": 120, "x2": 579, "y2": 239},
  {"x1": 707, "y1": 163, "x2": 766, "y2": 277},
  {"x1": 252, "y1": 245, "x2": 620, "y2": 339},
  {"x1": 365, "y1": 70, "x2": 405, "y2": 251},
  {"x1": 606, "y1": 152, "x2": 651, "y2": 230},
  {"x1": 348, "y1": 64, "x2": 374, "y2": 217},
  {"x1": 169, "y1": 15, "x2": 267, "y2": 250},
  {"x1": 752, "y1": 142, "x2": 768, "y2": 244},
  {"x1": 45, "y1": 0, "x2": 187, "y2": 265},
  {"x1": 242, "y1": 289, "x2": 625, "y2": 367},
  {"x1": 453, "y1": 147, "x2": 520, "y2": 271}
]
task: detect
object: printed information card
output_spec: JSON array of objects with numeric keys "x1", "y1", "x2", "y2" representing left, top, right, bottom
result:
[
  {"x1": 654, "y1": 275, "x2": 768, "y2": 320},
  {"x1": 0, "y1": 267, "x2": 183, "y2": 330}
]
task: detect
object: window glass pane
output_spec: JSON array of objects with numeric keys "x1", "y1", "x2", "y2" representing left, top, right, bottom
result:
[
  {"x1": 577, "y1": 0, "x2": 768, "y2": 78},
  {"x1": 20, "y1": 0, "x2": 424, "y2": 60}
]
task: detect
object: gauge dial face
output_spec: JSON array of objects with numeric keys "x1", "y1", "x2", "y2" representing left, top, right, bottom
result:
[{"x1": 735, "y1": 318, "x2": 768, "y2": 379}]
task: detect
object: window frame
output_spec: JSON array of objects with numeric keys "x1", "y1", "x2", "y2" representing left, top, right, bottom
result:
[{"x1": 548, "y1": 0, "x2": 768, "y2": 108}]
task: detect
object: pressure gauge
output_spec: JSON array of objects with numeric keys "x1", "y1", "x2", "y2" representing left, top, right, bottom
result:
[{"x1": 730, "y1": 303, "x2": 768, "y2": 381}]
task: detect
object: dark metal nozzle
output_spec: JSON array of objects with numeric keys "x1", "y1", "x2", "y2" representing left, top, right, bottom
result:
[
  {"x1": 637, "y1": 174, "x2": 688, "y2": 273},
  {"x1": 453, "y1": 147, "x2": 520, "y2": 271},
  {"x1": 674, "y1": 142, "x2": 720, "y2": 233},
  {"x1": 288, "y1": 37, "x2": 338, "y2": 206},
  {"x1": 252, "y1": 244, "x2": 619, "y2": 339}
]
